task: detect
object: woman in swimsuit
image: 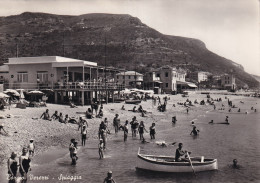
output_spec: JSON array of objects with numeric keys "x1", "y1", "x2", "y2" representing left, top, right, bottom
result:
[
  {"x1": 7, "y1": 152, "x2": 18, "y2": 182},
  {"x1": 149, "y1": 123, "x2": 156, "y2": 139},
  {"x1": 19, "y1": 147, "x2": 31, "y2": 181},
  {"x1": 138, "y1": 121, "x2": 147, "y2": 140}
]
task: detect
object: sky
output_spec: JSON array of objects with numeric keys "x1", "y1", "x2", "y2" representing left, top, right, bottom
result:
[{"x1": 0, "y1": 0, "x2": 259, "y2": 75}]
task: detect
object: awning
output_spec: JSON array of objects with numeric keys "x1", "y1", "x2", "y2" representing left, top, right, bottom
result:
[{"x1": 187, "y1": 83, "x2": 197, "y2": 88}]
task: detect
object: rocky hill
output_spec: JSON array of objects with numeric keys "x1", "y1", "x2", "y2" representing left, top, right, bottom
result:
[{"x1": 0, "y1": 12, "x2": 258, "y2": 88}]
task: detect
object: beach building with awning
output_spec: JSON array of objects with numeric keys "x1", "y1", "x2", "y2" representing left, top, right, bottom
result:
[
  {"x1": 176, "y1": 81, "x2": 197, "y2": 93},
  {"x1": 3, "y1": 56, "x2": 124, "y2": 105},
  {"x1": 144, "y1": 66, "x2": 186, "y2": 94}
]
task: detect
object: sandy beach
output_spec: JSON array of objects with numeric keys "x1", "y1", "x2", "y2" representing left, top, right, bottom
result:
[{"x1": 0, "y1": 91, "x2": 259, "y2": 182}]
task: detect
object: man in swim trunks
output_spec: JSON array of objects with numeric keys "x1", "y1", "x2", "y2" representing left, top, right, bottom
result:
[
  {"x1": 175, "y1": 143, "x2": 187, "y2": 162},
  {"x1": 103, "y1": 171, "x2": 116, "y2": 183}
]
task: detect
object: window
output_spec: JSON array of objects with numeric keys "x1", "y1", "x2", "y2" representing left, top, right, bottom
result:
[
  {"x1": 123, "y1": 76, "x2": 125, "y2": 79},
  {"x1": 165, "y1": 72, "x2": 168, "y2": 77},
  {"x1": 129, "y1": 76, "x2": 131, "y2": 79},
  {"x1": 156, "y1": 73, "x2": 160, "y2": 77},
  {"x1": 149, "y1": 73, "x2": 152, "y2": 77},
  {"x1": 17, "y1": 72, "x2": 28, "y2": 83},
  {"x1": 166, "y1": 83, "x2": 168, "y2": 87},
  {"x1": 117, "y1": 76, "x2": 119, "y2": 79},
  {"x1": 37, "y1": 71, "x2": 48, "y2": 83}
]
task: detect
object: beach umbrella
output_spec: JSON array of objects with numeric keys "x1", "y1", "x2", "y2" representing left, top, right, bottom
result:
[
  {"x1": 3, "y1": 89, "x2": 20, "y2": 97},
  {"x1": 28, "y1": 90, "x2": 44, "y2": 96},
  {"x1": 20, "y1": 90, "x2": 25, "y2": 99},
  {"x1": 0, "y1": 92, "x2": 10, "y2": 98}
]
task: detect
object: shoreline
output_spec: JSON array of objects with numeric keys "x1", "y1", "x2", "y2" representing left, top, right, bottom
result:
[{"x1": 0, "y1": 92, "x2": 254, "y2": 177}]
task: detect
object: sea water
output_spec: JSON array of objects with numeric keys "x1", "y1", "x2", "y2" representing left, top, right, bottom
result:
[{"x1": 1, "y1": 95, "x2": 260, "y2": 183}]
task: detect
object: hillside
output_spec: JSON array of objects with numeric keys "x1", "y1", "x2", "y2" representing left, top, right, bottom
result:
[{"x1": 0, "y1": 12, "x2": 258, "y2": 88}]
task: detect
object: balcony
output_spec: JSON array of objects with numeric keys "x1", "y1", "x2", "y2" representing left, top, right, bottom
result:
[{"x1": 4, "y1": 82, "x2": 125, "y2": 91}]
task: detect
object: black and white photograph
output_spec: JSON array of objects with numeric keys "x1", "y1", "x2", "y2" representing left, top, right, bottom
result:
[{"x1": 0, "y1": 0, "x2": 259, "y2": 182}]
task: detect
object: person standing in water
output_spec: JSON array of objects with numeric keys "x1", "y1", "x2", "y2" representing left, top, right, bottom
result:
[
  {"x1": 149, "y1": 123, "x2": 156, "y2": 139},
  {"x1": 98, "y1": 139, "x2": 104, "y2": 159},
  {"x1": 103, "y1": 171, "x2": 116, "y2": 183},
  {"x1": 138, "y1": 121, "x2": 148, "y2": 140},
  {"x1": 113, "y1": 114, "x2": 120, "y2": 134},
  {"x1": 19, "y1": 147, "x2": 31, "y2": 181},
  {"x1": 28, "y1": 139, "x2": 35, "y2": 157},
  {"x1": 123, "y1": 121, "x2": 129, "y2": 142},
  {"x1": 71, "y1": 141, "x2": 78, "y2": 165},
  {"x1": 190, "y1": 126, "x2": 199, "y2": 136},
  {"x1": 7, "y1": 152, "x2": 18, "y2": 182},
  {"x1": 81, "y1": 126, "x2": 87, "y2": 146}
]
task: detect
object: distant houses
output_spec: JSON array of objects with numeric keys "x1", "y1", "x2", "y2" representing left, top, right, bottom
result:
[
  {"x1": 0, "y1": 56, "x2": 239, "y2": 98},
  {"x1": 221, "y1": 74, "x2": 236, "y2": 91},
  {"x1": 115, "y1": 71, "x2": 143, "y2": 89},
  {"x1": 144, "y1": 66, "x2": 197, "y2": 94}
]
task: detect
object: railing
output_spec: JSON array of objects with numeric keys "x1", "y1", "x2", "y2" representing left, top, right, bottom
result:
[{"x1": 4, "y1": 82, "x2": 125, "y2": 91}]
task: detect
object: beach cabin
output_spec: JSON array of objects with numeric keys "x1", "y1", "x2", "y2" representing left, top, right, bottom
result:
[{"x1": 3, "y1": 56, "x2": 124, "y2": 105}]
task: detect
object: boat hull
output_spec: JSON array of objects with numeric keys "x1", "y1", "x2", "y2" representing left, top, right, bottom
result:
[
  {"x1": 125, "y1": 100, "x2": 141, "y2": 104},
  {"x1": 136, "y1": 154, "x2": 218, "y2": 173}
]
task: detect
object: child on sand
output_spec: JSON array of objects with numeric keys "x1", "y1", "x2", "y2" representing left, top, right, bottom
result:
[{"x1": 28, "y1": 139, "x2": 35, "y2": 156}]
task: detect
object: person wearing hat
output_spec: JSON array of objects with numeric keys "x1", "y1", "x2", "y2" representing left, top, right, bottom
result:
[
  {"x1": 7, "y1": 152, "x2": 18, "y2": 180},
  {"x1": 98, "y1": 139, "x2": 104, "y2": 159},
  {"x1": 103, "y1": 171, "x2": 116, "y2": 183},
  {"x1": 28, "y1": 139, "x2": 35, "y2": 156}
]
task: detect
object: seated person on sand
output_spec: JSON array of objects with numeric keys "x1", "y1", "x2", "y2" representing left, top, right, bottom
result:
[
  {"x1": 121, "y1": 105, "x2": 125, "y2": 110},
  {"x1": 132, "y1": 106, "x2": 137, "y2": 112},
  {"x1": 96, "y1": 107, "x2": 104, "y2": 118},
  {"x1": 51, "y1": 111, "x2": 59, "y2": 120},
  {"x1": 86, "y1": 108, "x2": 93, "y2": 119},
  {"x1": 138, "y1": 105, "x2": 145, "y2": 113},
  {"x1": 40, "y1": 109, "x2": 51, "y2": 121},
  {"x1": 59, "y1": 113, "x2": 64, "y2": 123},
  {"x1": 69, "y1": 101, "x2": 77, "y2": 108},
  {"x1": 0, "y1": 124, "x2": 8, "y2": 135}
]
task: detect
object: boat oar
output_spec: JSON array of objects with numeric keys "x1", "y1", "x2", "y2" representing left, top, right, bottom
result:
[{"x1": 186, "y1": 152, "x2": 196, "y2": 176}]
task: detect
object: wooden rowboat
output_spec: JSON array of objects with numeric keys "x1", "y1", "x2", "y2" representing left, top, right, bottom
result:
[
  {"x1": 125, "y1": 99, "x2": 141, "y2": 104},
  {"x1": 136, "y1": 148, "x2": 218, "y2": 173}
]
